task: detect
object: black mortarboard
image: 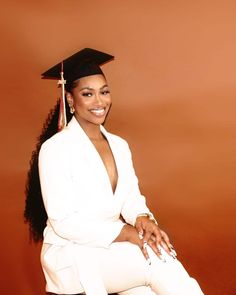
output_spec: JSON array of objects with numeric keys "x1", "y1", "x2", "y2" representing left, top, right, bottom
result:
[
  {"x1": 41, "y1": 48, "x2": 114, "y2": 131},
  {"x1": 41, "y1": 48, "x2": 114, "y2": 84}
]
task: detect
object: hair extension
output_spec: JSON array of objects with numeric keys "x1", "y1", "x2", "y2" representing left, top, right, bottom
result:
[{"x1": 24, "y1": 99, "x2": 72, "y2": 243}]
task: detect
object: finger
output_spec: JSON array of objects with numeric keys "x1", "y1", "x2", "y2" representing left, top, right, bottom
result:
[
  {"x1": 160, "y1": 230, "x2": 172, "y2": 249},
  {"x1": 148, "y1": 240, "x2": 167, "y2": 262},
  {"x1": 135, "y1": 225, "x2": 144, "y2": 240},
  {"x1": 152, "y1": 227, "x2": 162, "y2": 246},
  {"x1": 159, "y1": 231, "x2": 171, "y2": 254},
  {"x1": 169, "y1": 244, "x2": 177, "y2": 258},
  {"x1": 143, "y1": 230, "x2": 153, "y2": 244},
  {"x1": 150, "y1": 234, "x2": 156, "y2": 242},
  {"x1": 161, "y1": 240, "x2": 177, "y2": 259},
  {"x1": 168, "y1": 241, "x2": 177, "y2": 253},
  {"x1": 141, "y1": 241, "x2": 151, "y2": 264},
  {"x1": 160, "y1": 239, "x2": 171, "y2": 255},
  {"x1": 135, "y1": 223, "x2": 144, "y2": 237},
  {"x1": 148, "y1": 239, "x2": 161, "y2": 257},
  {"x1": 160, "y1": 230, "x2": 177, "y2": 257},
  {"x1": 145, "y1": 227, "x2": 168, "y2": 261}
]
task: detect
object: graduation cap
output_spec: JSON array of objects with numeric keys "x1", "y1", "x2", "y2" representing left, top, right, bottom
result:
[
  {"x1": 42, "y1": 48, "x2": 114, "y2": 83},
  {"x1": 41, "y1": 48, "x2": 114, "y2": 131}
]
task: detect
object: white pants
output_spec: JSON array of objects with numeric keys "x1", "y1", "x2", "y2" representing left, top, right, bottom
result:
[
  {"x1": 42, "y1": 241, "x2": 204, "y2": 295},
  {"x1": 74, "y1": 242, "x2": 204, "y2": 295}
]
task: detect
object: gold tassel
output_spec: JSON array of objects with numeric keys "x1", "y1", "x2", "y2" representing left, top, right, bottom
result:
[{"x1": 57, "y1": 62, "x2": 67, "y2": 131}]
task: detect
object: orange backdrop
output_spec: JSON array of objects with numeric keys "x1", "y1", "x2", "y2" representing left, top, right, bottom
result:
[{"x1": 1, "y1": 1, "x2": 235, "y2": 294}]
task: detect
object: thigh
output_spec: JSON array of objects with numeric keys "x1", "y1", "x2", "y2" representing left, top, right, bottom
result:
[
  {"x1": 96, "y1": 242, "x2": 150, "y2": 294},
  {"x1": 146, "y1": 246, "x2": 204, "y2": 295}
]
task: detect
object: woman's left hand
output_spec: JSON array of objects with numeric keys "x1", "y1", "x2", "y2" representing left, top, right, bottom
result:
[{"x1": 135, "y1": 216, "x2": 175, "y2": 259}]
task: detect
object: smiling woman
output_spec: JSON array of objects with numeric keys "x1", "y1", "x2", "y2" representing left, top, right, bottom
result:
[
  {"x1": 66, "y1": 75, "x2": 112, "y2": 131},
  {"x1": 24, "y1": 48, "x2": 204, "y2": 295},
  {"x1": 66, "y1": 74, "x2": 118, "y2": 193}
]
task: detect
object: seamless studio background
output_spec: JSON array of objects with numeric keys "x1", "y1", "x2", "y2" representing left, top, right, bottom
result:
[{"x1": 0, "y1": 1, "x2": 235, "y2": 294}]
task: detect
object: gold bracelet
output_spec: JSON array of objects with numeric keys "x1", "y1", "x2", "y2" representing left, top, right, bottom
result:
[{"x1": 136, "y1": 213, "x2": 158, "y2": 225}]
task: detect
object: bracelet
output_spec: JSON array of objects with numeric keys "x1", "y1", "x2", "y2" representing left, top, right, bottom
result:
[{"x1": 136, "y1": 213, "x2": 158, "y2": 225}]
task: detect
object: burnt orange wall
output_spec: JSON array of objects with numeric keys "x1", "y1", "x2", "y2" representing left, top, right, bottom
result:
[{"x1": 1, "y1": 1, "x2": 235, "y2": 294}]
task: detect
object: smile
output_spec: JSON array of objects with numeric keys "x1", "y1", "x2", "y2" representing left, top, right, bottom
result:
[{"x1": 90, "y1": 108, "x2": 106, "y2": 116}]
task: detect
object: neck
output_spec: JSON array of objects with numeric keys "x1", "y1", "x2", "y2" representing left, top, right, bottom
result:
[{"x1": 74, "y1": 116, "x2": 104, "y2": 140}]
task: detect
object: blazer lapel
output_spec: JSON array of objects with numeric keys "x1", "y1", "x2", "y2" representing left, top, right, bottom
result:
[
  {"x1": 67, "y1": 117, "x2": 115, "y2": 197},
  {"x1": 100, "y1": 126, "x2": 122, "y2": 196}
]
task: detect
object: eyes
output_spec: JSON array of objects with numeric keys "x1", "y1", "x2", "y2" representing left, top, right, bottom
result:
[
  {"x1": 101, "y1": 90, "x2": 110, "y2": 95},
  {"x1": 81, "y1": 89, "x2": 110, "y2": 97}
]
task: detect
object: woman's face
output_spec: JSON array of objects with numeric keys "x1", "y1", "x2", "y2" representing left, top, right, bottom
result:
[{"x1": 67, "y1": 74, "x2": 111, "y2": 127}]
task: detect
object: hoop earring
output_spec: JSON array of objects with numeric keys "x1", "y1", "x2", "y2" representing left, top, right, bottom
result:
[{"x1": 70, "y1": 106, "x2": 75, "y2": 114}]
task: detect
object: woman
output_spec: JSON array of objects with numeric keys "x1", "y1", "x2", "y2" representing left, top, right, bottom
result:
[{"x1": 25, "y1": 48, "x2": 204, "y2": 295}]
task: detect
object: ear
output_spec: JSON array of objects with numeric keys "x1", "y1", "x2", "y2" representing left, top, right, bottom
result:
[{"x1": 66, "y1": 92, "x2": 74, "y2": 107}]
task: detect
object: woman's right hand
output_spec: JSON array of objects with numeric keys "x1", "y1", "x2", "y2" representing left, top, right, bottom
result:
[{"x1": 113, "y1": 224, "x2": 149, "y2": 261}]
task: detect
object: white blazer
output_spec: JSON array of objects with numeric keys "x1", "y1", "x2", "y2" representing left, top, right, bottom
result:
[{"x1": 39, "y1": 116, "x2": 151, "y2": 294}]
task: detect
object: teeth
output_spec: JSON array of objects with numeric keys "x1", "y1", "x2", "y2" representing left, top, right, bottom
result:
[{"x1": 90, "y1": 108, "x2": 105, "y2": 115}]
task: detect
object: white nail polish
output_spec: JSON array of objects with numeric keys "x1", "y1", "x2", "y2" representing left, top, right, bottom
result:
[
  {"x1": 139, "y1": 232, "x2": 143, "y2": 239},
  {"x1": 157, "y1": 245, "x2": 162, "y2": 252},
  {"x1": 143, "y1": 242, "x2": 148, "y2": 249},
  {"x1": 160, "y1": 255, "x2": 166, "y2": 263},
  {"x1": 171, "y1": 253, "x2": 177, "y2": 259},
  {"x1": 171, "y1": 249, "x2": 177, "y2": 257}
]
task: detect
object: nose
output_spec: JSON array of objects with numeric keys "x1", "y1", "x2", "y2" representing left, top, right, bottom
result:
[{"x1": 94, "y1": 92, "x2": 103, "y2": 105}]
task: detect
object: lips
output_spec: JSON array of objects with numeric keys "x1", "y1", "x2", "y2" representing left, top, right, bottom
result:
[{"x1": 90, "y1": 108, "x2": 106, "y2": 116}]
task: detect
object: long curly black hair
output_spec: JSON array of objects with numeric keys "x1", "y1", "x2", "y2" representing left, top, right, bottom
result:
[
  {"x1": 24, "y1": 74, "x2": 108, "y2": 243},
  {"x1": 24, "y1": 97, "x2": 73, "y2": 243}
]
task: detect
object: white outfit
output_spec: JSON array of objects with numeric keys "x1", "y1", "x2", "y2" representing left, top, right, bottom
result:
[{"x1": 39, "y1": 117, "x2": 204, "y2": 295}]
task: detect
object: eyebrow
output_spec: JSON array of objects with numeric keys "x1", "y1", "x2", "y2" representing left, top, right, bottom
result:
[{"x1": 79, "y1": 84, "x2": 109, "y2": 91}]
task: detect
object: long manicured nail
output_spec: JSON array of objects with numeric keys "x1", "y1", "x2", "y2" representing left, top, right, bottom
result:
[
  {"x1": 159, "y1": 255, "x2": 166, "y2": 263},
  {"x1": 171, "y1": 249, "x2": 177, "y2": 257},
  {"x1": 170, "y1": 252, "x2": 177, "y2": 259},
  {"x1": 143, "y1": 242, "x2": 151, "y2": 265},
  {"x1": 139, "y1": 232, "x2": 143, "y2": 239},
  {"x1": 157, "y1": 245, "x2": 162, "y2": 252}
]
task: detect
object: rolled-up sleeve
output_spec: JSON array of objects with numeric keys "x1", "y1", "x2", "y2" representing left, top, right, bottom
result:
[{"x1": 120, "y1": 142, "x2": 152, "y2": 226}]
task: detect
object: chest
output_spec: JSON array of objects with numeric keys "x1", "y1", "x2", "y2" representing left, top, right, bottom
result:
[{"x1": 91, "y1": 138, "x2": 118, "y2": 193}]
